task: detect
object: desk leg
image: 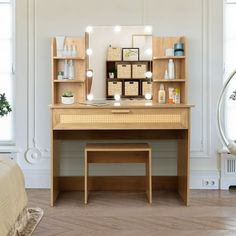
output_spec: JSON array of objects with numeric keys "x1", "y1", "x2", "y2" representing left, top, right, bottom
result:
[
  {"x1": 51, "y1": 138, "x2": 61, "y2": 206},
  {"x1": 146, "y1": 151, "x2": 152, "y2": 204},
  {"x1": 84, "y1": 151, "x2": 88, "y2": 204},
  {"x1": 178, "y1": 130, "x2": 189, "y2": 206}
]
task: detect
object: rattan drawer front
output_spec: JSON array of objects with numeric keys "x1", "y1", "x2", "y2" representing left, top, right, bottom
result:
[
  {"x1": 132, "y1": 64, "x2": 147, "y2": 78},
  {"x1": 107, "y1": 81, "x2": 122, "y2": 96},
  {"x1": 53, "y1": 108, "x2": 188, "y2": 130},
  {"x1": 117, "y1": 64, "x2": 131, "y2": 78},
  {"x1": 142, "y1": 81, "x2": 152, "y2": 95},
  {"x1": 124, "y1": 81, "x2": 139, "y2": 96}
]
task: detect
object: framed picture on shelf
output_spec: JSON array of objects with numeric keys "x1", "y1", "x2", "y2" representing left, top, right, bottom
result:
[
  {"x1": 132, "y1": 34, "x2": 152, "y2": 60},
  {"x1": 122, "y1": 48, "x2": 139, "y2": 61}
]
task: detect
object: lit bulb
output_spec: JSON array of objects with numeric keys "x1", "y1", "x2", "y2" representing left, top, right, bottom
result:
[
  {"x1": 87, "y1": 94, "x2": 94, "y2": 101},
  {"x1": 85, "y1": 26, "x2": 93, "y2": 33},
  {"x1": 145, "y1": 93, "x2": 152, "y2": 100},
  {"x1": 144, "y1": 25, "x2": 152, "y2": 33},
  {"x1": 86, "y1": 70, "x2": 93, "y2": 77},
  {"x1": 86, "y1": 48, "x2": 93, "y2": 56},
  {"x1": 145, "y1": 71, "x2": 152, "y2": 78},
  {"x1": 145, "y1": 48, "x2": 152, "y2": 56},
  {"x1": 114, "y1": 94, "x2": 121, "y2": 101},
  {"x1": 114, "y1": 25, "x2": 121, "y2": 32}
]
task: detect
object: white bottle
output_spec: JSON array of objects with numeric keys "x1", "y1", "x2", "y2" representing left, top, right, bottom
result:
[
  {"x1": 68, "y1": 60, "x2": 74, "y2": 80},
  {"x1": 168, "y1": 59, "x2": 175, "y2": 79},
  {"x1": 71, "y1": 45, "x2": 77, "y2": 57},
  {"x1": 63, "y1": 60, "x2": 68, "y2": 79},
  {"x1": 164, "y1": 69, "x2": 169, "y2": 80},
  {"x1": 63, "y1": 45, "x2": 68, "y2": 57},
  {"x1": 158, "y1": 84, "x2": 166, "y2": 104}
]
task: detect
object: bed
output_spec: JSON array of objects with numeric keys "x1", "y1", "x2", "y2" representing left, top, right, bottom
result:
[{"x1": 0, "y1": 155, "x2": 28, "y2": 236}]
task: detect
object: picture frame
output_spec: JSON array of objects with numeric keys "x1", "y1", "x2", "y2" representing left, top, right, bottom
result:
[
  {"x1": 132, "y1": 34, "x2": 152, "y2": 60},
  {"x1": 122, "y1": 48, "x2": 139, "y2": 61}
]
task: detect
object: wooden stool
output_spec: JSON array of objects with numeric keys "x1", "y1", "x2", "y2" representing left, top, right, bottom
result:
[{"x1": 84, "y1": 143, "x2": 152, "y2": 204}]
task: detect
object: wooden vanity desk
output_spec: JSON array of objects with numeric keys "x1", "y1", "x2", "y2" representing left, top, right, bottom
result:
[{"x1": 50, "y1": 101, "x2": 193, "y2": 206}]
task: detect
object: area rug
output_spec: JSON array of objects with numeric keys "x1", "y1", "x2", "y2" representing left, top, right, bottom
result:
[
  {"x1": 8, "y1": 208, "x2": 43, "y2": 236},
  {"x1": 19, "y1": 208, "x2": 43, "y2": 236}
]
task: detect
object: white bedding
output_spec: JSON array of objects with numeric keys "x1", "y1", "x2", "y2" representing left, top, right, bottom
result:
[{"x1": 0, "y1": 155, "x2": 27, "y2": 236}]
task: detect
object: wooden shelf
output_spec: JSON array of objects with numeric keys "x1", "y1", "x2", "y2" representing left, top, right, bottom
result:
[
  {"x1": 53, "y1": 80, "x2": 84, "y2": 83},
  {"x1": 153, "y1": 56, "x2": 185, "y2": 60},
  {"x1": 53, "y1": 56, "x2": 85, "y2": 60},
  {"x1": 107, "y1": 78, "x2": 148, "y2": 80},
  {"x1": 153, "y1": 79, "x2": 185, "y2": 82}
]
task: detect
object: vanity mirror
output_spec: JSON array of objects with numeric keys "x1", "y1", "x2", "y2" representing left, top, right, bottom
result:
[{"x1": 87, "y1": 26, "x2": 153, "y2": 100}]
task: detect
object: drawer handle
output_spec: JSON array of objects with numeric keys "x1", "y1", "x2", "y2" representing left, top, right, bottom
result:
[{"x1": 112, "y1": 110, "x2": 130, "y2": 114}]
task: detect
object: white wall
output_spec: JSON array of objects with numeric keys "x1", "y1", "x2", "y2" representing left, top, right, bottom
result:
[{"x1": 10, "y1": 0, "x2": 223, "y2": 188}]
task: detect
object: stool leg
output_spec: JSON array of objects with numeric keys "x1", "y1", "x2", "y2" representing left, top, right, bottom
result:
[{"x1": 84, "y1": 152, "x2": 88, "y2": 204}]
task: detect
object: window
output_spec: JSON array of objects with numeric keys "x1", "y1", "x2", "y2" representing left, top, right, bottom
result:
[
  {"x1": 224, "y1": 0, "x2": 236, "y2": 142},
  {"x1": 0, "y1": 0, "x2": 14, "y2": 143}
]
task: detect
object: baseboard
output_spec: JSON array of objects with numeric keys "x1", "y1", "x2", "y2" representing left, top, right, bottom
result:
[{"x1": 59, "y1": 176, "x2": 178, "y2": 191}]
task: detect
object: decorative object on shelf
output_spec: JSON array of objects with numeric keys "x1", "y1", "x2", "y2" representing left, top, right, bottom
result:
[
  {"x1": 174, "y1": 43, "x2": 184, "y2": 56},
  {"x1": 158, "y1": 84, "x2": 166, "y2": 104},
  {"x1": 57, "y1": 71, "x2": 64, "y2": 80},
  {"x1": 68, "y1": 60, "x2": 74, "y2": 80},
  {"x1": 167, "y1": 59, "x2": 175, "y2": 79},
  {"x1": 217, "y1": 70, "x2": 236, "y2": 155},
  {"x1": 164, "y1": 69, "x2": 169, "y2": 80},
  {"x1": 63, "y1": 59, "x2": 69, "y2": 79},
  {"x1": 165, "y1": 48, "x2": 174, "y2": 57},
  {"x1": 61, "y1": 90, "x2": 75, "y2": 105},
  {"x1": 132, "y1": 63, "x2": 147, "y2": 78},
  {"x1": 86, "y1": 69, "x2": 93, "y2": 95},
  {"x1": 107, "y1": 46, "x2": 122, "y2": 61},
  {"x1": 168, "y1": 87, "x2": 175, "y2": 104},
  {"x1": 0, "y1": 93, "x2": 12, "y2": 117},
  {"x1": 132, "y1": 35, "x2": 152, "y2": 60},
  {"x1": 109, "y1": 72, "x2": 115, "y2": 78},
  {"x1": 56, "y1": 36, "x2": 65, "y2": 57},
  {"x1": 122, "y1": 48, "x2": 139, "y2": 61},
  {"x1": 117, "y1": 63, "x2": 131, "y2": 78},
  {"x1": 174, "y1": 88, "x2": 181, "y2": 104}
]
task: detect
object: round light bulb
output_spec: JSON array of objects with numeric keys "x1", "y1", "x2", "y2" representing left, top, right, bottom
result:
[
  {"x1": 86, "y1": 26, "x2": 93, "y2": 33},
  {"x1": 114, "y1": 25, "x2": 121, "y2": 32},
  {"x1": 86, "y1": 48, "x2": 93, "y2": 56},
  {"x1": 145, "y1": 71, "x2": 152, "y2": 78},
  {"x1": 86, "y1": 70, "x2": 93, "y2": 77},
  {"x1": 144, "y1": 25, "x2": 152, "y2": 33},
  {"x1": 114, "y1": 94, "x2": 121, "y2": 101},
  {"x1": 145, "y1": 48, "x2": 152, "y2": 56},
  {"x1": 145, "y1": 93, "x2": 152, "y2": 100},
  {"x1": 87, "y1": 94, "x2": 94, "y2": 101}
]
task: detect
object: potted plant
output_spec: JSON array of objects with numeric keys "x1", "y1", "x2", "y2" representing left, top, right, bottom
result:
[
  {"x1": 0, "y1": 93, "x2": 12, "y2": 117},
  {"x1": 61, "y1": 90, "x2": 75, "y2": 105}
]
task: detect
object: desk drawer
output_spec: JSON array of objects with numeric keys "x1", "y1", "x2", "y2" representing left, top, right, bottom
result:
[{"x1": 52, "y1": 108, "x2": 189, "y2": 130}]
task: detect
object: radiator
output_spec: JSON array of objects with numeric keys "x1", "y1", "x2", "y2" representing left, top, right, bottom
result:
[{"x1": 220, "y1": 152, "x2": 236, "y2": 189}]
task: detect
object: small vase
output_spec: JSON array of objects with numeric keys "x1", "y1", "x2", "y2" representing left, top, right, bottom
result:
[{"x1": 61, "y1": 96, "x2": 74, "y2": 105}]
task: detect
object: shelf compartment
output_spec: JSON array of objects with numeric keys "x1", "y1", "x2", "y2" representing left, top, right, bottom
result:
[
  {"x1": 52, "y1": 59, "x2": 86, "y2": 81},
  {"x1": 153, "y1": 58, "x2": 185, "y2": 80},
  {"x1": 53, "y1": 82, "x2": 85, "y2": 104},
  {"x1": 152, "y1": 82, "x2": 186, "y2": 104}
]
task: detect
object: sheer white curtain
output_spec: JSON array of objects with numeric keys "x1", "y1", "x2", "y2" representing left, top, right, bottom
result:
[
  {"x1": 224, "y1": 0, "x2": 236, "y2": 142},
  {"x1": 0, "y1": 0, "x2": 13, "y2": 142}
]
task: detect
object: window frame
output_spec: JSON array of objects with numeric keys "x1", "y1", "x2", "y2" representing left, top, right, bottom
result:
[{"x1": 0, "y1": 0, "x2": 15, "y2": 146}]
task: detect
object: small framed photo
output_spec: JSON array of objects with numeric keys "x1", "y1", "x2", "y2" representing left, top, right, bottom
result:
[{"x1": 122, "y1": 48, "x2": 139, "y2": 61}]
